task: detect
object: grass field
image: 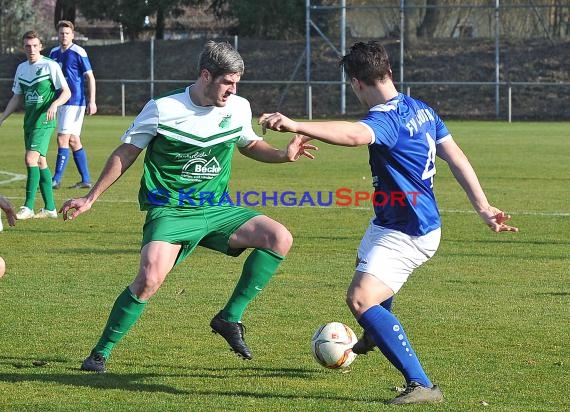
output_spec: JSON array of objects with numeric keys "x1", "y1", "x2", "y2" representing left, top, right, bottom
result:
[{"x1": 0, "y1": 115, "x2": 568, "y2": 411}]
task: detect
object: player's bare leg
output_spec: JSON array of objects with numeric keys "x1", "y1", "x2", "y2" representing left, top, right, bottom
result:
[{"x1": 81, "y1": 242, "x2": 180, "y2": 372}]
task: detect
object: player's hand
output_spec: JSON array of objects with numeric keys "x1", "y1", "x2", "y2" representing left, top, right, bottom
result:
[
  {"x1": 286, "y1": 134, "x2": 317, "y2": 161},
  {"x1": 46, "y1": 103, "x2": 58, "y2": 121},
  {"x1": 0, "y1": 196, "x2": 16, "y2": 227},
  {"x1": 87, "y1": 102, "x2": 98, "y2": 116},
  {"x1": 59, "y1": 197, "x2": 92, "y2": 221},
  {"x1": 258, "y1": 112, "x2": 298, "y2": 135},
  {"x1": 479, "y1": 206, "x2": 518, "y2": 232}
]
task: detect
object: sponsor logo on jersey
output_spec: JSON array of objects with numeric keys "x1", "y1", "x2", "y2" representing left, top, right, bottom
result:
[
  {"x1": 25, "y1": 90, "x2": 43, "y2": 104},
  {"x1": 181, "y1": 155, "x2": 221, "y2": 181}
]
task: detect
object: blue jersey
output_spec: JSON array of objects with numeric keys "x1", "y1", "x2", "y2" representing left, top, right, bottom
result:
[
  {"x1": 360, "y1": 93, "x2": 451, "y2": 236},
  {"x1": 49, "y1": 43, "x2": 92, "y2": 106}
]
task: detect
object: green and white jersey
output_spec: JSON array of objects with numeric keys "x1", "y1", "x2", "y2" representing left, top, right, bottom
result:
[
  {"x1": 12, "y1": 56, "x2": 68, "y2": 132},
  {"x1": 121, "y1": 86, "x2": 262, "y2": 210}
]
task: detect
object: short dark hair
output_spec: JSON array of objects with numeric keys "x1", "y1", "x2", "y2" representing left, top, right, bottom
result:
[
  {"x1": 340, "y1": 41, "x2": 392, "y2": 86},
  {"x1": 22, "y1": 30, "x2": 42, "y2": 43},
  {"x1": 198, "y1": 41, "x2": 244, "y2": 79}
]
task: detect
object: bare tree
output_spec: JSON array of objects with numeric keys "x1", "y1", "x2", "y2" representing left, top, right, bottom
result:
[
  {"x1": 0, "y1": 0, "x2": 35, "y2": 53},
  {"x1": 417, "y1": 0, "x2": 441, "y2": 38},
  {"x1": 54, "y1": 0, "x2": 76, "y2": 28}
]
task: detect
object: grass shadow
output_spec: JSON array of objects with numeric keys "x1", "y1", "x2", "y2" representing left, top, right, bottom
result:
[{"x1": 0, "y1": 363, "x2": 386, "y2": 403}]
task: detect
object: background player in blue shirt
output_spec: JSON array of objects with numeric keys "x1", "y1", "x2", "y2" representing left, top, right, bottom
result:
[
  {"x1": 50, "y1": 20, "x2": 97, "y2": 189},
  {"x1": 260, "y1": 41, "x2": 518, "y2": 405}
]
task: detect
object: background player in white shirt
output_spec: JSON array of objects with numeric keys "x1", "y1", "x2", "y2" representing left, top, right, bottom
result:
[
  {"x1": 60, "y1": 41, "x2": 316, "y2": 373},
  {"x1": 50, "y1": 20, "x2": 97, "y2": 189},
  {"x1": 260, "y1": 40, "x2": 518, "y2": 405}
]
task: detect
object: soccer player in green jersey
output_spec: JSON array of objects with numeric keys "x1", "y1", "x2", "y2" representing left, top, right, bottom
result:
[
  {"x1": 0, "y1": 31, "x2": 71, "y2": 220},
  {"x1": 60, "y1": 41, "x2": 316, "y2": 372}
]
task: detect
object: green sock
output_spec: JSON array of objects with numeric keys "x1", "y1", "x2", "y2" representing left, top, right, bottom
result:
[
  {"x1": 38, "y1": 167, "x2": 55, "y2": 211},
  {"x1": 93, "y1": 287, "x2": 148, "y2": 359},
  {"x1": 24, "y1": 166, "x2": 40, "y2": 209},
  {"x1": 222, "y1": 248, "x2": 284, "y2": 322}
]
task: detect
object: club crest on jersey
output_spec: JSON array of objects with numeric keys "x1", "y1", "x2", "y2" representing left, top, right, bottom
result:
[
  {"x1": 219, "y1": 114, "x2": 231, "y2": 129},
  {"x1": 181, "y1": 155, "x2": 221, "y2": 182},
  {"x1": 35, "y1": 68, "x2": 43, "y2": 76}
]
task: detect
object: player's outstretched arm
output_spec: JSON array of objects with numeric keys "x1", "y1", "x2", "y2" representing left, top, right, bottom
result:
[
  {"x1": 259, "y1": 112, "x2": 372, "y2": 147},
  {"x1": 60, "y1": 143, "x2": 143, "y2": 221},
  {"x1": 239, "y1": 134, "x2": 317, "y2": 163},
  {"x1": 437, "y1": 138, "x2": 518, "y2": 233}
]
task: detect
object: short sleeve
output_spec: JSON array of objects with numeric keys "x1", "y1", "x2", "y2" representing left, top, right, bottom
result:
[
  {"x1": 12, "y1": 68, "x2": 22, "y2": 95},
  {"x1": 121, "y1": 100, "x2": 159, "y2": 149},
  {"x1": 50, "y1": 61, "x2": 68, "y2": 91},
  {"x1": 432, "y1": 109, "x2": 452, "y2": 144},
  {"x1": 359, "y1": 112, "x2": 400, "y2": 148},
  {"x1": 80, "y1": 53, "x2": 93, "y2": 75},
  {"x1": 235, "y1": 99, "x2": 262, "y2": 148}
]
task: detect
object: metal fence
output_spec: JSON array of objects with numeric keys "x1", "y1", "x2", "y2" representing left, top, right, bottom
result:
[
  {"x1": 305, "y1": 0, "x2": 570, "y2": 120},
  {"x1": 0, "y1": 1, "x2": 568, "y2": 121}
]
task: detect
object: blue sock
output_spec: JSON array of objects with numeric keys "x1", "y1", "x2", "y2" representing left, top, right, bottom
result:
[
  {"x1": 73, "y1": 148, "x2": 91, "y2": 183},
  {"x1": 358, "y1": 305, "x2": 432, "y2": 387},
  {"x1": 53, "y1": 147, "x2": 70, "y2": 183}
]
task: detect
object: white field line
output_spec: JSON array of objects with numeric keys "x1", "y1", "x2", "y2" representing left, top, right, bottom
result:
[{"x1": 0, "y1": 171, "x2": 26, "y2": 185}]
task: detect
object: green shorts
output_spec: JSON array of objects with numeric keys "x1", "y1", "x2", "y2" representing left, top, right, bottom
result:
[
  {"x1": 25, "y1": 127, "x2": 55, "y2": 156},
  {"x1": 142, "y1": 205, "x2": 262, "y2": 265}
]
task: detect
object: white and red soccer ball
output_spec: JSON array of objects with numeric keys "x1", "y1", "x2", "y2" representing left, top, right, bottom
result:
[{"x1": 311, "y1": 322, "x2": 358, "y2": 369}]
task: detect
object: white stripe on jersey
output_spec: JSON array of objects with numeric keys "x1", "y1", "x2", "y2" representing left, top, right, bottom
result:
[{"x1": 157, "y1": 126, "x2": 244, "y2": 148}]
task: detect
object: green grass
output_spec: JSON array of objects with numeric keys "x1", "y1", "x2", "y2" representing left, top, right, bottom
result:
[{"x1": 0, "y1": 115, "x2": 568, "y2": 411}]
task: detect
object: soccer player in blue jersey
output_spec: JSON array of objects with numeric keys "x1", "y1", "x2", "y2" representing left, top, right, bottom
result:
[
  {"x1": 50, "y1": 20, "x2": 97, "y2": 189},
  {"x1": 260, "y1": 41, "x2": 518, "y2": 405}
]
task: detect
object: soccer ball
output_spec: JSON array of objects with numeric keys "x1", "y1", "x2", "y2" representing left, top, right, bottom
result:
[{"x1": 311, "y1": 322, "x2": 358, "y2": 369}]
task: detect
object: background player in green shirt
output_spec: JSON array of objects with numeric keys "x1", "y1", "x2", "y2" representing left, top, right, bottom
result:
[
  {"x1": 60, "y1": 41, "x2": 316, "y2": 372},
  {"x1": 0, "y1": 31, "x2": 71, "y2": 220}
]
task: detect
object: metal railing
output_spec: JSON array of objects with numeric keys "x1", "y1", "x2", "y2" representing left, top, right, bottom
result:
[{"x1": 2, "y1": 78, "x2": 567, "y2": 122}]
